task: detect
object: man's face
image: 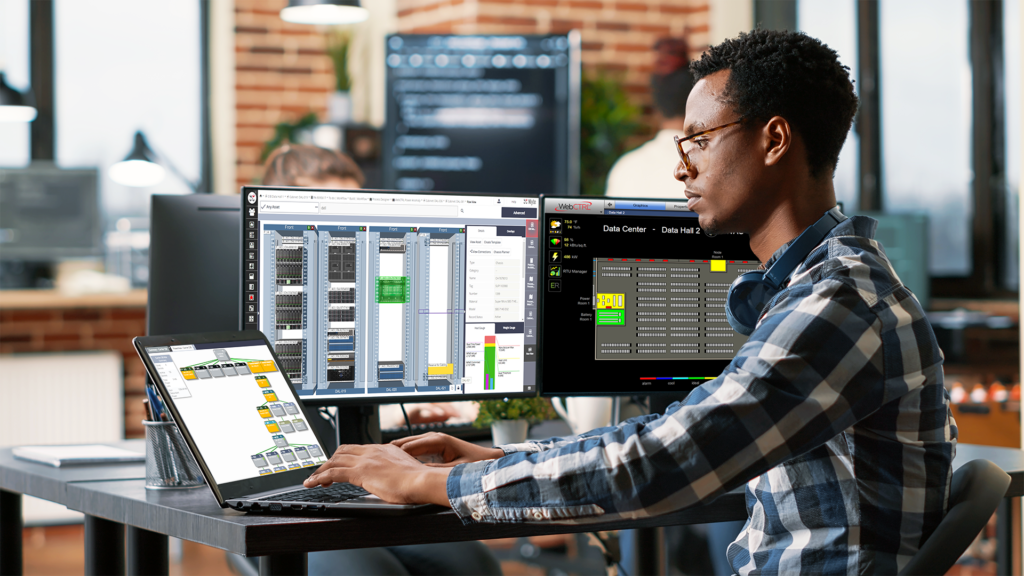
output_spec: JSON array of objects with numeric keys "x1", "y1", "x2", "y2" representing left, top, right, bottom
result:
[{"x1": 674, "y1": 70, "x2": 765, "y2": 236}]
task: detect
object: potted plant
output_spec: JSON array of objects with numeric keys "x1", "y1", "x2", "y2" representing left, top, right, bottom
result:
[
  {"x1": 579, "y1": 71, "x2": 642, "y2": 196},
  {"x1": 474, "y1": 396, "x2": 556, "y2": 445},
  {"x1": 326, "y1": 29, "x2": 354, "y2": 124}
]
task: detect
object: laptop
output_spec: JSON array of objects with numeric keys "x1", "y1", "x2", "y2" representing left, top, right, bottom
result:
[{"x1": 134, "y1": 330, "x2": 437, "y2": 516}]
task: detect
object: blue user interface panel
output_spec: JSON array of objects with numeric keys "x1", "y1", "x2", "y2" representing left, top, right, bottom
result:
[{"x1": 242, "y1": 187, "x2": 540, "y2": 402}]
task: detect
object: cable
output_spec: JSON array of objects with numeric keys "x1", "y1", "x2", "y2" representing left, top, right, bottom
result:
[{"x1": 400, "y1": 403, "x2": 413, "y2": 437}]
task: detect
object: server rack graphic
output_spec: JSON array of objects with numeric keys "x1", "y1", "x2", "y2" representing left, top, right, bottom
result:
[
  {"x1": 318, "y1": 226, "x2": 367, "y2": 389},
  {"x1": 420, "y1": 229, "x2": 465, "y2": 389},
  {"x1": 262, "y1": 225, "x2": 319, "y2": 389},
  {"x1": 592, "y1": 258, "x2": 756, "y2": 360},
  {"x1": 367, "y1": 227, "x2": 418, "y2": 388}
]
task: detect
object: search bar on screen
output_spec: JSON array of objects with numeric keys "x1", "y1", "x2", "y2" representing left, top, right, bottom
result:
[{"x1": 319, "y1": 203, "x2": 459, "y2": 218}]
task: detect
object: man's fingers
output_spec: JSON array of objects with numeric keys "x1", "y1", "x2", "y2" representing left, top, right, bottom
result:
[{"x1": 304, "y1": 467, "x2": 349, "y2": 488}]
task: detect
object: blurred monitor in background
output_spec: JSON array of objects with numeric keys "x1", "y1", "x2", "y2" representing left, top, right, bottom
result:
[
  {"x1": 859, "y1": 212, "x2": 930, "y2": 309},
  {"x1": 0, "y1": 164, "x2": 101, "y2": 288},
  {"x1": 382, "y1": 33, "x2": 581, "y2": 195},
  {"x1": 606, "y1": 37, "x2": 693, "y2": 199}
]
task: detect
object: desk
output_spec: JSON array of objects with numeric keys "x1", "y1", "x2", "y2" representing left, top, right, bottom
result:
[{"x1": 2, "y1": 444, "x2": 1022, "y2": 576}]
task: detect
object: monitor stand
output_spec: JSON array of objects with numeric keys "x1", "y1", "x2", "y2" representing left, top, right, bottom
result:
[{"x1": 308, "y1": 405, "x2": 382, "y2": 455}]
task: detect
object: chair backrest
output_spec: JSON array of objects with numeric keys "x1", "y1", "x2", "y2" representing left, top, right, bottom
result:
[{"x1": 899, "y1": 459, "x2": 1011, "y2": 576}]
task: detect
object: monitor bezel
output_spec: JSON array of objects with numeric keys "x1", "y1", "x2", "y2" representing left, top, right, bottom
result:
[
  {"x1": 242, "y1": 184, "x2": 542, "y2": 405},
  {"x1": 133, "y1": 330, "x2": 333, "y2": 505}
]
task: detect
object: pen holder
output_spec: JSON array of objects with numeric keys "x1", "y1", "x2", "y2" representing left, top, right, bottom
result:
[{"x1": 143, "y1": 420, "x2": 205, "y2": 490}]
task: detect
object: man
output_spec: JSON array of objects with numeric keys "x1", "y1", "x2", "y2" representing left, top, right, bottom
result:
[
  {"x1": 605, "y1": 36, "x2": 693, "y2": 198},
  {"x1": 305, "y1": 30, "x2": 956, "y2": 575}
]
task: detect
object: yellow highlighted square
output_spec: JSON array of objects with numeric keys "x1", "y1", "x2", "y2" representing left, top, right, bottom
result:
[
  {"x1": 255, "y1": 375, "x2": 270, "y2": 388},
  {"x1": 710, "y1": 260, "x2": 727, "y2": 272},
  {"x1": 248, "y1": 360, "x2": 278, "y2": 373},
  {"x1": 428, "y1": 363, "x2": 455, "y2": 375},
  {"x1": 262, "y1": 390, "x2": 278, "y2": 402},
  {"x1": 264, "y1": 420, "x2": 280, "y2": 433},
  {"x1": 257, "y1": 407, "x2": 272, "y2": 418},
  {"x1": 180, "y1": 369, "x2": 196, "y2": 380},
  {"x1": 596, "y1": 293, "x2": 625, "y2": 309}
]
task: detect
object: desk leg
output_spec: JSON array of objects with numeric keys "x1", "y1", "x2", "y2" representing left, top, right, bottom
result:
[
  {"x1": 127, "y1": 527, "x2": 168, "y2": 575},
  {"x1": 259, "y1": 553, "x2": 307, "y2": 576},
  {"x1": 85, "y1": 515, "x2": 125, "y2": 576},
  {"x1": 0, "y1": 490, "x2": 22, "y2": 576},
  {"x1": 996, "y1": 497, "x2": 1012, "y2": 576},
  {"x1": 634, "y1": 526, "x2": 665, "y2": 576}
]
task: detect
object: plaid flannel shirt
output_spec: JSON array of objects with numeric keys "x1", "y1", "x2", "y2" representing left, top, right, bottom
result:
[{"x1": 447, "y1": 216, "x2": 956, "y2": 575}]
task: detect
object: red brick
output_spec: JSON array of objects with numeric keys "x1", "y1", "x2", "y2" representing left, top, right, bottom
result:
[
  {"x1": 235, "y1": 26, "x2": 268, "y2": 34},
  {"x1": 581, "y1": 41, "x2": 604, "y2": 51},
  {"x1": 632, "y1": 23, "x2": 671, "y2": 34},
  {"x1": 0, "y1": 333, "x2": 31, "y2": 344},
  {"x1": 615, "y1": 43, "x2": 651, "y2": 52},
  {"x1": 62, "y1": 309, "x2": 102, "y2": 322},
  {"x1": 568, "y1": 0, "x2": 604, "y2": 8},
  {"x1": 9, "y1": 310, "x2": 57, "y2": 322},
  {"x1": 478, "y1": 15, "x2": 537, "y2": 26},
  {"x1": 597, "y1": 21, "x2": 630, "y2": 31},
  {"x1": 660, "y1": 3, "x2": 708, "y2": 14},
  {"x1": 110, "y1": 308, "x2": 146, "y2": 321},
  {"x1": 43, "y1": 333, "x2": 80, "y2": 343},
  {"x1": 615, "y1": 2, "x2": 648, "y2": 11}
]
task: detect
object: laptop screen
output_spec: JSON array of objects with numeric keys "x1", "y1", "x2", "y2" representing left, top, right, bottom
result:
[{"x1": 144, "y1": 339, "x2": 328, "y2": 486}]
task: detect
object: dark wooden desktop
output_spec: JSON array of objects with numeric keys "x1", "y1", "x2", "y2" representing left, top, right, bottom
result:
[{"x1": 1, "y1": 441, "x2": 1022, "y2": 576}]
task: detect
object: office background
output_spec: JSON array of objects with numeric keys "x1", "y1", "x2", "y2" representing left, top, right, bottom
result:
[{"x1": 0, "y1": 0, "x2": 1021, "y2": 574}]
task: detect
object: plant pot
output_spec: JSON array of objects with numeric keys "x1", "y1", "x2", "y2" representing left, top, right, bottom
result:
[
  {"x1": 490, "y1": 419, "x2": 529, "y2": 445},
  {"x1": 328, "y1": 91, "x2": 352, "y2": 124}
]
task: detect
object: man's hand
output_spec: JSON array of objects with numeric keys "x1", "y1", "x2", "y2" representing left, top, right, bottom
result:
[
  {"x1": 303, "y1": 444, "x2": 452, "y2": 506},
  {"x1": 392, "y1": 432, "x2": 505, "y2": 467}
]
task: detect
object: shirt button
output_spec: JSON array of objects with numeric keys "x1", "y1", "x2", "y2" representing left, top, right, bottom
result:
[
  {"x1": 533, "y1": 511, "x2": 543, "y2": 520},
  {"x1": 471, "y1": 512, "x2": 482, "y2": 520}
]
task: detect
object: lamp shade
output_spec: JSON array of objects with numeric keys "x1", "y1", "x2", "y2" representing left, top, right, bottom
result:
[
  {"x1": 0, "y1": 72, "x2": 37, "y2": 123},
  {"x1": 280, "y1": 0, "x2": 368, "y2": 25},
  {"x1": 109, "y1": 131, "x2": 166, "y2": 187}
]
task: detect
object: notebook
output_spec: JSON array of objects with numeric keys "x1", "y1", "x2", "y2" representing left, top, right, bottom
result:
[{"x1": 13, "y1": 445, "x2": 145, "y2": 467}]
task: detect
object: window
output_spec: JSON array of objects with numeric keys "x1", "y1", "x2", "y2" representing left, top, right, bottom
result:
[
  {"x1": 55, "y1": 0, "x2": 202, "y2": 224},
  {"x1": 0, "y1": 0, "x2": 30, "y2": 168},
  {"x1": 1004, "y1": 0, "x2": 1020, "y2": 289},
  {"x1": 797, "y1": 0, "x2": 859, "y2": 211},
  {"x1": 880, "y1": 0, "x2": 973, "y2": 277}
]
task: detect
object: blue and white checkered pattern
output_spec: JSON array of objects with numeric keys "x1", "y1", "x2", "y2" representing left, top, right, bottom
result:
[{"x1": 447, "y1": 216, "x2": 956, "y2": 575}]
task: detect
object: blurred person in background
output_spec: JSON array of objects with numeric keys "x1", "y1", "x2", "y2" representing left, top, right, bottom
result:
[{"x1": 605, "y1": 37, "x2": 692, "y2": 199}]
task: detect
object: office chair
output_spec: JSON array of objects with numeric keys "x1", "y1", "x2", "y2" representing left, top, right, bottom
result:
[{"x1": 899, "y1": 459, "x2": 1010, "y2": 576}]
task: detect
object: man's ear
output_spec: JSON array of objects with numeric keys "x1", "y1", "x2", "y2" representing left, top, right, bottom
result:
[{"x1": 762, "y1": 116, "x2": 792, "y2": 167}]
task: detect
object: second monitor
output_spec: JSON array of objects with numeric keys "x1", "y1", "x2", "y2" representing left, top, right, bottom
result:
[
  {"x1": 540, "y1": 196, "x2": 760, "y2": 395},
  {"x1": 242, "y1": 186, "x2": 540, "y2": 404}
]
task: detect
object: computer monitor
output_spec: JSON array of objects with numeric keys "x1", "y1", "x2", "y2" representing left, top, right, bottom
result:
[
  {"x1": 539, "y1": 197, "x2": 759, "y2": 396},
  {"x1": 241, "y1": 185, "x2": 541, "y2": 405},
  {"x1": 0, "y1": 164, "x2": 101, "y2": 260},
  {"x1": 148, "y1": 194, "x2": 241, "y2": 336},
  {"x1": 382, "y1": 33, "x2": 581, "y2": 195}
]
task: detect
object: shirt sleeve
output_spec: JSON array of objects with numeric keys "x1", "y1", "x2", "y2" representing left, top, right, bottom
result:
[{"x1": 447, "y1": 278, "x2": 893, "y2": 525}]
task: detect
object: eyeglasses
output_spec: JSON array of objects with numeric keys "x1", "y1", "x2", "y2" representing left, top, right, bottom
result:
[{"x1": 673, "y1": 118, "x2": 745, "y2": 171}]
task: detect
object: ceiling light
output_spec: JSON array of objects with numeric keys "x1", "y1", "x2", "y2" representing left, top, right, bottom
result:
[{"x1": 280, "y1": 0, "x2": 368, "y2": 25}]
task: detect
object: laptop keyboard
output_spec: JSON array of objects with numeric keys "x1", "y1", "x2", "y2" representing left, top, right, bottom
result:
[{"x1": 259, "y1": 483, "x2": 370, "y2": 503}]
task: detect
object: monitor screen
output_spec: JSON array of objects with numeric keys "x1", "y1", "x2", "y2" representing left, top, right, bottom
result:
[
  {"x1": 242, "y1": 186, "x2": 540, "y2": 404},
  {"x1": 539, "y1": 197, "x2": 760, "y2": 395},
  {"x1": 0, "y1": 164, "x2": 101, "y2": 260},
  {"x1": 382, "y1": 33, "x2": 580, "y2": 195},
  {"x1": 142, "y1": 339, "x2": 328, "y2": 485}
]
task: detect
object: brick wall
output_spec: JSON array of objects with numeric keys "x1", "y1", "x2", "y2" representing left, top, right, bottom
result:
[
  {"x1": 231, "y1": 0, "x2": 710, "y2": 183},
  {"x1": 396, "y1": 0, "x2": 711, "y2": 133},
  {"x1": 234, "y1": 0, "x2": 337, "y2": 186},
  {"x1": 0, "y1": 306, "x2": 149, "y2": 438}
]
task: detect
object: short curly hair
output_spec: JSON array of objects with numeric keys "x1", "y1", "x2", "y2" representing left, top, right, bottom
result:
[{"x1": 690, "y1": 29, "x2": 858, "y2": 178}]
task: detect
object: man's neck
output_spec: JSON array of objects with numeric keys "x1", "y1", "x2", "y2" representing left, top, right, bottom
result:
[{"x1": 747, "y1": 180, "x2": 837, "y2": 264}]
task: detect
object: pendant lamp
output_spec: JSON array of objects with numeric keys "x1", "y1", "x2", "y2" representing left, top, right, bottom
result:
[{"x1": 280, "y1": 0, "x2": 368, "y2": 25}]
